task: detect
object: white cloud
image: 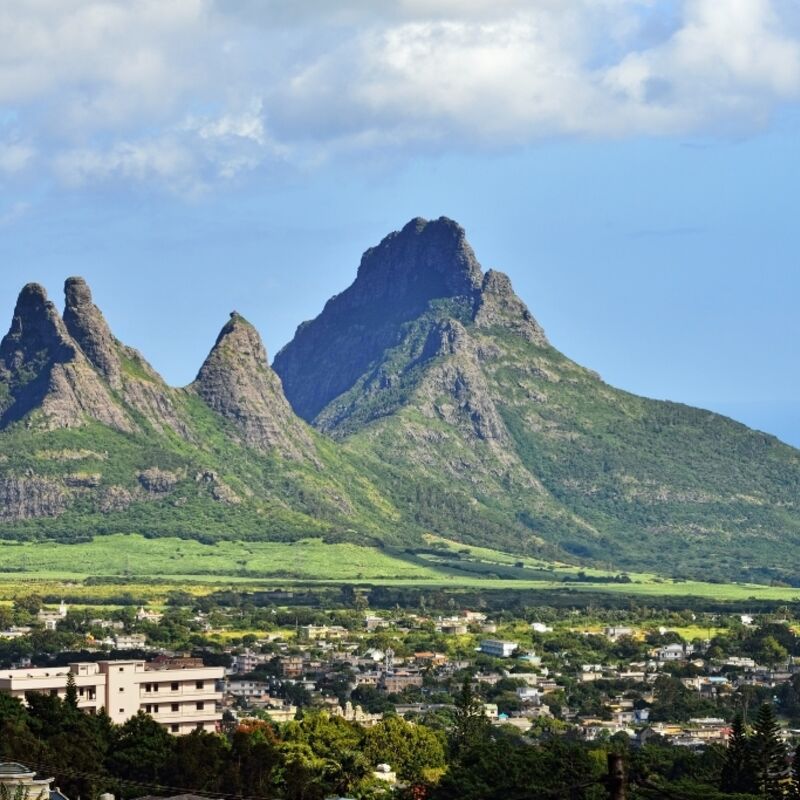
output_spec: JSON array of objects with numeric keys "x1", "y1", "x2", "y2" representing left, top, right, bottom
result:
[
  {"x1": 0, "y1": 142, "x2": 35, "y2": 174},
  {"x1": 1, "y1": 0, "x2": 799, "y2": 190}
]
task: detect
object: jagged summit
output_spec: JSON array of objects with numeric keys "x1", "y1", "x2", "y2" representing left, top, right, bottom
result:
[
  {"x1": 193, "y1": 311, "x2": 317, "y2": 460},
  {"x1": 354, "y1": 216, "x2": 483, "y2": 303},
  {"x1": 63, "y1": 276, "x2": 123, "y2": 389},
  {"x1": 273, "y1": 216, "x2": 547, "y2": 423},
  {"x1": 0, "y1": 282, "x2": 132, "y2": 431},
  {"x1": 274, "y1": 216, "x2": 491, "y2": 422}
]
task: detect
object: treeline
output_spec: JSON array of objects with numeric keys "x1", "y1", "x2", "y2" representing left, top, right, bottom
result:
[{"x1": 1, "y1": 678, "x2": 798, "y2": 800}]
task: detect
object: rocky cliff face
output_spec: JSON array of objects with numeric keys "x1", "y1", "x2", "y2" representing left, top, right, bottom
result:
[
  {"x1": 62, "y1": 277, "x2": 192, "y2": 438},
  {"x1": 193, "y1": 312, "x2": 317, "y2": 460},
  {"x1": 0, "y1": 283, "x2": 133, "y2": 432},
  {"x1": 273, "y1": 217, "x2": 486, "y2": 422}
]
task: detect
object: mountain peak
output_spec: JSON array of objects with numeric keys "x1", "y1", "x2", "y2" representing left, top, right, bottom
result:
[
  {"x1": 356, "y1": 215, "x2": 483, "y2": 303},
  {"x1": 274, "y1": 216, "x2": 485, "y2": 421},
  {"x1": 63, "y1": 276, "x2": 123, "y2": 389},
  {"x1": 0, "y1": 282, "x2": 132, "y2": 431},
  {"x1": 194, "y1": 315, "x2": 316, "y2": 460},
  {"x1": 474, "y1": 269, "x2": 548, "y2": 345}
]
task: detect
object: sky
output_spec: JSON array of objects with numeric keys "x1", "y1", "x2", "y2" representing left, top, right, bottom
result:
[{"x1": 0, "y1": 0, "x2": 799, "y2": 445}]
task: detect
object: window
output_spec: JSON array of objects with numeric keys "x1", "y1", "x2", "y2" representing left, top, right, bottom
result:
[
  {"x1": 119, "y1": 687, "x2": 124, "y2": 692},
  {"x1": 196, "y1": 702, "x2": 204, "y2": 711},
  {"x1": 171, "y1": 682, "x2": 179, "y2": 691},
  {"x1": 119, "y1": 708, "x2": 125, "y2": 714},
  {"x1": 119, "y1": 667, "x2": 124, "y2": 672},
  {"x1": 172, "y1": 703, "x2": 179, "y2": 712},
  {"x1": 195, "y1": 680, "x2": 204, "y2": 689},
  {"x1": 196, "y1": 723, "x2": 204, "y2": 731},
  {"x1": 153, "y1": 704, "x2": 159, "y2": 713},
  {"x1": 171, "y1": 724, "x2": 179, "y2": 733},
  {"x1": 145, "y1": 683, "x2": 152, "y2": 692}
]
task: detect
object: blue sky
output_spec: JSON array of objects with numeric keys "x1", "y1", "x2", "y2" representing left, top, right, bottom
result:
[{"x1": 1, "y1": 1, "x2": 799, "y2": 445}]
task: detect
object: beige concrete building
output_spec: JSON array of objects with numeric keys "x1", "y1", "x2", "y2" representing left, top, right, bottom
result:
[{"x1": 0, "y1": 658, "x2": 223, "y2": 735}]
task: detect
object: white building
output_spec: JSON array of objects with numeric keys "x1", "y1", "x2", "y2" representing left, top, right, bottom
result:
[
  {"x1": 114, "y1": 633, "x2": 147, "y2": 650},
  {"x1": 0, "y1": 762, "x2": 69, "y2": 800},
  {"x1": 37, "y1": 601, "x2": 68, "y2": 631},
  {"x1": 0, "y1": 657, "x2": 223, "y2": 735},
  {"x1": 479, "y1": 639, "x2": 518, "y2": 658}
]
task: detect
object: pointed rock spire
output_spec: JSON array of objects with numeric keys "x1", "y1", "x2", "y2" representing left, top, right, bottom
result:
[
  {"x1": 193, "y1": 312, "x2": 316, "y2": 460},
  {"x1": 0, "y1": 283, "x2": 132, "y2": 431},
  {"x1": 63, "y1": 276, "x2": 123, "y2": 389}
]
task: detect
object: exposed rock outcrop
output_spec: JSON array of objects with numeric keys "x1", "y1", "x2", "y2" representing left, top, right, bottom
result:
[
  {"x1": 274, "y1": 216, "x2": 484, "y2": 422},
  {"x1": 474, "y1": 270, "x2": 548, "y2": 346},
  {"x1": 63, "y1": 277, "x2": 192, "y2": 439},
  {"x1": 0, "y1": 283, "x2": 133, "y2": 432},
  {"x1": 193, "y1": 313, "x2": 317, "y2": 461},
  {"x1": 0, "y1": 476, "x2": 69, "y2": 519}
]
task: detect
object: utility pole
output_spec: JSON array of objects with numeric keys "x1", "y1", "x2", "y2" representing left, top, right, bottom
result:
[{"x1": 607, "y1": 754, "x2": 626, "y2": 800}]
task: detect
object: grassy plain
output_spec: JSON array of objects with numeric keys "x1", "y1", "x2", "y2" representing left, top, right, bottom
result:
[{"x1": 0, "y1": 534, "x2": 798, "y2": 605}]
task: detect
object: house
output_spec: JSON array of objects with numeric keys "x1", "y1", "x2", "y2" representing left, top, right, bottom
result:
[
  {"x1": 115, "y1": 634, "x2": 147, "y2": 650},
  {"x1": 136, "y1": 607, "x2": 164, "y2": 624},
  {"x1": 516, "y1": 686, "x2": 541, "y2": 704},
  {"x1": 604, "y1": 626, "x2": 634, "y2": 641},
  {"x1": 37, "y1": 601, "x2": 68, "y2": 631},
  {"x1": 0, "y1": 762, "x2": 69, "y2": 800},
  {"x1": 531, "y1": 623, "x2": 553, "y2": 634},
  {"x1": 0, "y1": 657, "x2": 224, "y2": 735},
  {"x1": 479, "y1": 639, "x2": 518, "y2": 658},
  {"x1": 657, "y1": 644, "x2": 687, "y2": 662},
  {"x1": 381, "y1": 671, "x2": 424, "y2": 693}
]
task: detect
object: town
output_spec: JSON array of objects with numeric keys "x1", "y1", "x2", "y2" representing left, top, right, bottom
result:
[{"x1": 2, "y1": 590, "x2": 800, "y2": 798}]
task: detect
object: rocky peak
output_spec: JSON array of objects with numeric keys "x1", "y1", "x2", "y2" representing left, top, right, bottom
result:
[
  {"x1": 63, "y1": 276, "x2": 123, "y2": 389},
  {"x1": 193, "y1": 313, "x2": 316, "y2": 460},
  {"x1": 353, "y1": 216, "x2": 484, "y2": 305},
  {"x1": 474, "y1": 269, "x2": 548, "y2": 346},
  {"x1": 274, "y1": 216, "x2": 486, "y2": 422},
  {"x1": 0, "y1": 283, "x2": 132, "y2": 431},
  {"x1": 1, "y1": 283, "x2": 76, "y2": 369}
]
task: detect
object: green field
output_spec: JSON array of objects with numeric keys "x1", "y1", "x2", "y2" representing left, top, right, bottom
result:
[{"x1": 0, "y1": 534, "x2": 799, "y2": 604}]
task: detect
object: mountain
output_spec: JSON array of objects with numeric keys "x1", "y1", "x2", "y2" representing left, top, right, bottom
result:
[
  {"x1": 275, "y1": 217, "x2": 800, "y2": 582},
  {"x1": 2, "y1": 221, "x2": 800, "y2": 584},
  {"x1": 0, "y1": 279, "x2": 399, "y2": 544}
]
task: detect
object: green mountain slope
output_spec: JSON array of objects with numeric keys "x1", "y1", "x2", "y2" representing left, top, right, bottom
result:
[
  {"x1": 0, "y1": 280, "x2": 402, "y2": 545},
  {"x1": 275, "y1": 217, "x2": 800, "y2": 583}
]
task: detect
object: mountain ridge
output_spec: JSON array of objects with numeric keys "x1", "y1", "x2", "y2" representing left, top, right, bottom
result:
[{"x1": 2, "y1": 218, "x2": 799, "y2": 584}]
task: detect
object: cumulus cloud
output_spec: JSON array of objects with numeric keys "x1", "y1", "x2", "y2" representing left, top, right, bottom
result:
[{"x1": 1, "y1": 0, "x2": 798, "y2": 191}]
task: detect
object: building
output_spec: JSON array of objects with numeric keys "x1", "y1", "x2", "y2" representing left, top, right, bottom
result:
[
  {"x1": 114, "y1": 634, "x2": 148, "y2": 650},
  {"x1": 479, "y1": 639, "x2": 518, "y2": 658},
  {"x1": 604, "y1": 627, "x2": 634, "y2": 641},
  {"x1": 37, "y1": 601, "x2": 68, "y2": 631},
  {"x1": 0, "y1": 762, "x2": 69, "y2": 800},
  {"x1": 0, "y1": 658, "x2": 223, "y2": 735},
  {"x1": 381, "y1": 671, "x2": 424, "y2": 693}
]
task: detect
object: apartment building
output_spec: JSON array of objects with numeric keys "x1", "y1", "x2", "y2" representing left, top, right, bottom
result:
[{"x1": 0, "y1": 657, "x2": 223, "y2": 735}]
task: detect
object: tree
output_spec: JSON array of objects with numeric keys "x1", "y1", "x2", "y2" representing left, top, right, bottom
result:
[
  {"x1": 451, "y1": 677, "x2": 490, "y2": 758},
  {"x1": 365, "y1": 715, "x2": 446, "y2": 782},
  {"x1": 720, "y1": 713, "x2": 755, "y2": 794},
  {"x1": 65, "y1": 672, "x2": 79, "y2": 711},
  {"x1": 750, "y1": 703, "x2": 787, "y2": 798},
  {"x1": 789, "y1": 746, "x2": 800, "y2": 800}
]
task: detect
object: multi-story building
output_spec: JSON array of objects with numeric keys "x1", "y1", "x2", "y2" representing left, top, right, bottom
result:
[
  {"x1": 479, "y1": 639, "x2": 518, "y2": 658},
  {"x1": 0, "y1": 657, "x2": 223, "y2": 735}
]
